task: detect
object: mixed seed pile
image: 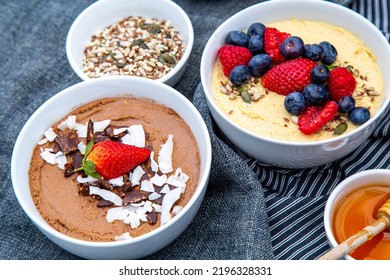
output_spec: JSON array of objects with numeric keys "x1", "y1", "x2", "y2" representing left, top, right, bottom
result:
[{"x1": 83, "y1": 16, "x2": 185, "y2": 79}]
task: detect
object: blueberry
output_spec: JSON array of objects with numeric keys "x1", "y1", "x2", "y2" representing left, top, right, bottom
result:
[
  {"x1": 303, "y1": 83, "x2": 329, "y2": 106},
  {"x1": 229, "y1": 65, "x2": 251, "y2": 86},
  {"x1": 303, "y1": 44, "x2": 324, "y2": 62},
  {"x1": 348, "y1": 107, "x2": 370, "y2": 125},
  {"x1": 226, "y1": 31, "x2": 249, "y2": 47},
  {"x1": 280, "y1": 36, "x2": 305, "y2": 59},
  {"x1": 248, "y1": 54, "x2": 272, "y2": 77},
  {"x1": 319, "y1": 41, "x2": 338, "y2": 65},
  {"x1": 247, "y1": 22, "x2": 266, "y2": 38},
  {"x1": 338, "y1": 96, "x2": 355, "y2": 114},
  {"x1": 311, "y1": 64, "x2": 330, "y2": 83},
  {"x1": 284, "y1": 91, "x2": 307, "y2": 115},
  {"x1": 248, "y1": 35, "x2": 264, "y2": 54}
]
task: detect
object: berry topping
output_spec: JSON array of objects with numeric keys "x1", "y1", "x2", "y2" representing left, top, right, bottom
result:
[
  {"x1": 248, "y1": 54, "x2": 272, "y2": 78},
  {"x1": 327, "y1": 67, "x2": 356, "y2": 102},
  {"x1": 303, "y1": 44, "x2": 324, "y2": 62},
  {"x1": 248, "y1": 35, "x2": 264, "y2": 54},
  {"x1": 261, "y1": 58, "x2": 317, "y2": 95},
  {"x1": 229, "y1": 65, "x2": 251, "y2": 86},
  {"x1": 264, "y1": 27, "x2": 290, "y2": 64},
  {"x1": 310, "y1": 64, "x2": 330, "y2": 83},
  {"x1": 319, "y1": 41, "x2": 338, "y2": 65},
  {"x1": 226, "y1": 30, "x2": 250, "y2": 47},
  {"x1": 280, "y1": 36, "x2": 305, "y2": 60},
  {"x1": 75, "y1": 139, "x2": 151, "y2": 180},
  {"x1": 303, "y1": 83, "x2": 329, "y2": 106},
  {"x1": 298, "y1": 101, "x2": 338, "y2": 135},
  {"x1": 247, "y1": 22, "x2": 266, "y2": 38},
  {"x1": 348, "y1": 106, "x2": 370, "y2": 125},
  {"x1": 218, "y1": 45, "x2": 253, "y2": 76},
  {"x1": 338, "y1": 96, "x2": 356, "y2": 114},
  {"x1": 284, "y1": 91, "x2": 307, "y2": 115}
]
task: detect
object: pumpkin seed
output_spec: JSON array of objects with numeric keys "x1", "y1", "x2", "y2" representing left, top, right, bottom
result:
[
  {"x1": 161, "y1": 53, "x2": 176, "y2": 64},
  {"x1": 150, "y1": 23, "x2": 161, "y2": 34},
  {"x1": 131, "y1": 38, "x2": 144, "y2": 47},
  {"x1": 241, "y1": 90, "x2": 251, "y2": 103},
  {"x1": 158, "y1": 54, "x2": 166, "y2": 64},
  {"x1": 334, "y1": 123, "x2": 348, "y2": 135},
  {"x1": 140, "y1": 43, "x2": 150, "y2": 50},
  {"x1": 115, "y1": 61, "x2": 127, "y2": 68}
]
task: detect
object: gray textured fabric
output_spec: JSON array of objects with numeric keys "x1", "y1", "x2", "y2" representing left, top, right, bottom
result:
[{"x1": 1, "y1": 0, "x2": 277, "y2": 260}]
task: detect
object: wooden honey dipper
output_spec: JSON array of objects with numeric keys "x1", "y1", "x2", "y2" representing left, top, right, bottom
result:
[{"x1": 319, "y1": 197, "x2": 390, "y2": 260}]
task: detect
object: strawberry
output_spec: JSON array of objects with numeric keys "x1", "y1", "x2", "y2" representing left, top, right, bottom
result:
[
  {"x1": 75, "y1": 140, "x2": 151, "y2": 180},
  {"x1": 264, "y1": 27, "x2": 290, "y2": 64},
  {"x1": 261, "y1": 58, "x2": 317, "y2": 95},
  {"x1": 327, "y1": 67, "x2": 356, "y2": 102},
  {"x1": 298, "y1": 101, "x2": 338, "y2": 135},
  {"x1": 218, "y1": 45, "x2": 252, "y2": 76}
]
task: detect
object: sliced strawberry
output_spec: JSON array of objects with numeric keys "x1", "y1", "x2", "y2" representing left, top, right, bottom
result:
[
  {"x1": 298, "y1": 101, "x2": 338, "y2": 135},
  {"x1": 218, "y1": 45, "x2": 252, "y2": 76},
  {"x1": 264, "y1": 27, "x2": 290, "y2": 64},
  {"x1": 261, "y1": 58, "x2": 317, "y2": 95},
  {"x1": 327, "y1": 67, "x2": 356, "y2": 102},
  {"x1": 85, "y1": 140, "x2": 151, "y2": 179}
]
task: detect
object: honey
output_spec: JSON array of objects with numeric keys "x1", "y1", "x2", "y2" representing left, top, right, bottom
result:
[{"x1": 332, "y1": 185, "x2": 390, "y2": 260}]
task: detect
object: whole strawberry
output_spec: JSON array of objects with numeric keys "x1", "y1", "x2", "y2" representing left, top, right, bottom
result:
[
  {"x1": 218, "y1": 45, "x2": 252, "y2": 77},
  {"x1": 264, "y1": 27, "x2": 290, "y2": 64},
  {"x1": 261, "y1": 58, "x2": 317, "y2": 95},
  {"x1": 76, "y1": 140, "x2": 151, "y2": 180},
  {"x1": 298, "y1": 101, "x2": 338, "y2": 135},
  {"x1": 327, "y1": 67, "x2": 356, "y2": 102}
]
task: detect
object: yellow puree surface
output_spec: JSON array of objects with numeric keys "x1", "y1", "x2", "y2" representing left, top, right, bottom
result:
[{"x1": 211, "y1": 19, "x2": 384, "y2": 142}]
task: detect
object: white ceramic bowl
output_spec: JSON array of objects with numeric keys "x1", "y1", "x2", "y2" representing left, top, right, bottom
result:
[
  {"x1": 200, "y1": 0, "x2": 390, "y2": 168},
  {"x1": 323, "y1": 169, "x2": 390, "y2": 260},
  {"x1": 11, "y1": 76, "x2": 211, "y2": 259},
  {"x1": 66, "y1": 0, "x2": 194, "y2": 87}
]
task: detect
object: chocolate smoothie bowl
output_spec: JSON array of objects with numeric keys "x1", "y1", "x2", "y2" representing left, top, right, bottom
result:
[{"x1": 11, "y1": 77, "x2": 211, "y2": 259}]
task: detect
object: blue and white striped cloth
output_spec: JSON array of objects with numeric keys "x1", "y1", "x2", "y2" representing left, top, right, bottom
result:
[{"x1": 243, "y1": 0, "x2": 390, "y2": 259}]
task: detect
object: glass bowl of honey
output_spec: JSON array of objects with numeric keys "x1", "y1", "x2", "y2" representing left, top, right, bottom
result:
[{"x1": 323, "y1": 169, "x2": 390, "y2": 260}]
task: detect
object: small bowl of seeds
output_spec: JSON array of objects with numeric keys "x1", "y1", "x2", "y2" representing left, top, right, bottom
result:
[{"x1": 66, "y1": 0, "x2": 194, "y2": 87}]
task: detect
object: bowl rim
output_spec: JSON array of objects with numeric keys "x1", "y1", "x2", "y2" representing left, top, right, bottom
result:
[
  {"x1": 11, "y1": 76, "x2": 211, "y2": 248},
  {"x1": 66, "y1": 0, "x2": 194, "y2": 84},
  {"x1": 323, "y1": 168, "x2": 390, "y2": 260},
  {"x1": 200, "y1": 0, "x2": 390, "y2": 147}
]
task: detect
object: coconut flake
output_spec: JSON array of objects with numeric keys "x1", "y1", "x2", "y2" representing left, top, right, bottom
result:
[
  {"x1": 152, "y1": 203, "x2": 162, "y2": 212},
  {"x1": 89, "y1": 186, "x2": 122, "y2": 206},
  {"x1": 77, "y1": 141, "x2": 86, "y2": 154},
  {"x1": 57, "y1": 115, "x2": 76, "y2": 131},
  {"x1": 158, "y1": 134, "x2": 173, "y2": 173},
  {"x1": 93, "y1": 119, "x2": 111, "y2": 132},
  {"x1": 115, "y1": 232, "x2": 132, "y2": 241},
  {"x1": 77, "y1": 175, "x2": 99, "y2": 184},
  {"x1": 144, "y1": 201, "x2": 153, "y2": 212},
  {"x1": 150, "y1": 174, "x2": 167, "y2": 187},
  {"x1": 106, "y1": 207, "x2": 124, "y2": 222},
  {"x1": 160, "y1": 184, "x2": 171, "y2": 194},
  {"x1": 121, "y1": 124, "x2": 145, "y2": 147},
  {"x1": 43, "y1": 127, "x2": 57, "y2": 142},
  {"x1": 148, "y1": 192, "x2": 161, "y2": 200},
  {"x1": 55, "y1": 151, "x2": 67, "y2": 169},
  {"x1": 160, "y1": 187, "x2": 182, "y2": 225},
  {"x1": 74, "y1": 122, "x2": 87, "y2": 138},
  {"x1": 150, "y1": 151, "x2": 159, "y2": 172},
  {"x1": 113, "y1": 127, "x2": 127, "y2": 135},
  {"x1": 109, "y1": 176, "x2": 124, "y2": 187},
  {"x1": 172, "y1": 205, "x2": 183, "y2": 215},
  {"x1": 130, "y1": 166, "x2": 145, "y2": 186},
  {"x1": 174, "y1": 167, "x2": 190, "y2": 183},
  {"x1": 140, "y1": 180, "x2": 155, "y2": 192},
  {"x1": 40, "y1": 149, "x2": 56, "y2": 164},
  {"x1": 37, "y1": 138, "x2": 48, "y2": 145},
  {"x1": 166, "y1": 175, "x2": 186, "y2": 188}
]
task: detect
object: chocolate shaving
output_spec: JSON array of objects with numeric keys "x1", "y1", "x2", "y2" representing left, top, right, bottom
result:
[
  {"x1": 78, "y1": 183, "x2": 90, "y2": 196},
  {"x1": 64, "y1": 162, "x2": 74, "y2": 177},
  {"x1": 55, "y1": 130, "x2": 79, "y2": 154},
  {"x1": 93, "y1": 132, "x2": 109, "y2": 143},
  {"x1": 86, "y1": 119, "x2": 94, "y2": 144},
  {"x1": 122, "y1": 188, "x2": 150, "y2": 205},
  {"x1": 71, "y1": 151, "x2": 83, "y2": 170},
  {"x1": 147, "y1": 210, "x2": 157, "y2": 224},
  {"x1": 97, "y1": 179, "x2": 114, "y2": 192},
  {"x1": 97, "y1": 199, "x2": 114, "y2": 207}
]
